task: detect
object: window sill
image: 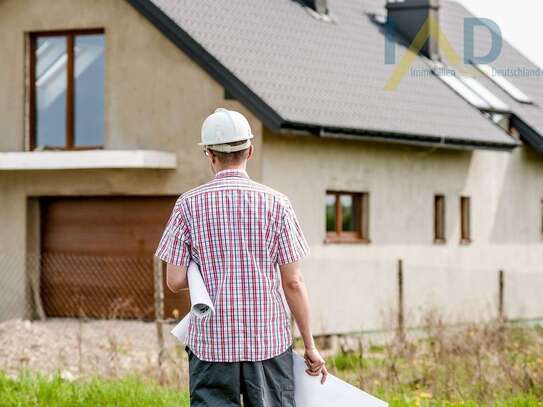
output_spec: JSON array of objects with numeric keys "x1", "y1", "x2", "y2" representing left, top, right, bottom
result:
[
  {"x1": 324, "y1": 236, "x2": 371, "y2": 244},
  {"x1": 0, "y1": 150, "x2": 177, "y2": 170}
]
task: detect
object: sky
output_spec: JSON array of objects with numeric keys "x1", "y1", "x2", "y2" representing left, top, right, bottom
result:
[{"x1": 455, "y1": 0, "x2": 543, "y2": 68}]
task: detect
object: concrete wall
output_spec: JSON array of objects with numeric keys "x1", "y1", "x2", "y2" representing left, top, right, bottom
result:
[
  {"x1": 0, "y1": 0, "x2": 262, "y2": 320},
  {"x1": 262, "y1": 130, "x2": 543, "y2": 334},
  {"x1": 0, "y1": 0, "x2": 541, "y2": 333}
]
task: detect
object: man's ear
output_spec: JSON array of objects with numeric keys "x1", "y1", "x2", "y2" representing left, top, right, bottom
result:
[
  {"x1": 206, "y1": 149, "x2": 216, "y2": 165},
  {"x1": 247, "y1": 145, "x2": 254, "y2": 161}
]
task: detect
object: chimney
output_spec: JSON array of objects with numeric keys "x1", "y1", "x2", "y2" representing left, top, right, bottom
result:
[
  {"x1": 386, "y1": 0, "x2": 440, "y2": 60},
  {"x1": 299, "y1": 0, "x2": 328, "y2": 15}
]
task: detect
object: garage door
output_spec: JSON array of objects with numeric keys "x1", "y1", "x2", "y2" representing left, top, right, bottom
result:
[{"x1": 40, "y1": 196, "x2": 190, "y2": 320}]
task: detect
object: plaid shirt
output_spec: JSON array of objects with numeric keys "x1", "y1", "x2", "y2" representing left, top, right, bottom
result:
[{"x1": 156, "y1": 169, "x2": 309, "y2": 362}]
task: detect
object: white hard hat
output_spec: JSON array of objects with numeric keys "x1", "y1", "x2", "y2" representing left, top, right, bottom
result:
[{"x1": 199, "y1": 108, "x2": 254, "y2": 153}]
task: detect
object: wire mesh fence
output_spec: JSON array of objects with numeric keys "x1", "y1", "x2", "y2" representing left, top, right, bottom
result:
[
  {"x1": 0, "y1": 251, "x2": 542, "y2": 383},
  {"x1": 0, "y1": 252, "x2": 190, "y2": 386},
  {"x1": 0, "y1": 252, "x2": 190, "y2": 322}
]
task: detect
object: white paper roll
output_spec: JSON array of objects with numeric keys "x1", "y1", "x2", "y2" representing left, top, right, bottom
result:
[
  {"x1": 187, "y1": 260, "x2": 215, "y2": 318},
  {"x1": 292, "y1": 353, "x2": 388, "y2": 406},
  {"x1": 170, "y1": 314, "x2": 190, "y2": 343}
]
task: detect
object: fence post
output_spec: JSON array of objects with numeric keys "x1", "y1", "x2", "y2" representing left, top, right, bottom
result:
[
  {"x1": 498, "y1": 269, "x2": 505, "y2": 322},
  {"x1": 27, "y1": 199, "x2": 46, "y2": 320},
  {"x1": 397, "y1": 259, "x2": 405, "y2": 341},
  {"x1": 153, "y1": 256, "x2": 165, "y2": 380}
]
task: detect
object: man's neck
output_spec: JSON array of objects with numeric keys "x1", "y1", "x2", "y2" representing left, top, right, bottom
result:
[{"x1": 214, "y1": 164, "x2": 246, "y2": 174}]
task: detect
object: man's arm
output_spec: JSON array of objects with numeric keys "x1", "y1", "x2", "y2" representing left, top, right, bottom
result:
[
  {"x1": 166, "y1": 263, "x2": 188, "y2": 293},
  {"x1": 280, "y1": 261, "x2": 328, "y2": 384}
]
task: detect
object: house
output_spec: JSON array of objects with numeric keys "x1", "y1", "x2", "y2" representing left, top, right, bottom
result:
[{"x1": 0, "y1": 0, "x2": 542, "y2": 334}]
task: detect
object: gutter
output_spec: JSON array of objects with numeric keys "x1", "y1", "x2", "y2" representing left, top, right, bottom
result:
[{"x1": 280, "y1": 121, "x2": 519, "y2": 152}]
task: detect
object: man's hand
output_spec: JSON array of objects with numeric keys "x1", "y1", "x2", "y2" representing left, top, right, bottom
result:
[{"x1": 304, "y1": 346, "x2": 328, "y2": 384}]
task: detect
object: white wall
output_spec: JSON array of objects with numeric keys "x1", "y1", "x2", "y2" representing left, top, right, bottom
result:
[{"x1": 262, "y1": 131, "x2": 543, "y2": 334}]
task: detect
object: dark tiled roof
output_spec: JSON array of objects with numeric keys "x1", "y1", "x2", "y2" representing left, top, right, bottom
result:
[
  {"x1": 130, "y1": 0, "x2": 520, "y2": 150},
  {"x1": 440, "y1": 1, "x2": 543, "y2": 154}
]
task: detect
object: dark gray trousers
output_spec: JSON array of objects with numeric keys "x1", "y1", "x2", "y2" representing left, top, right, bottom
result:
[{"x1": 186, "y1": 346, "x2": 296, "y2": 407}]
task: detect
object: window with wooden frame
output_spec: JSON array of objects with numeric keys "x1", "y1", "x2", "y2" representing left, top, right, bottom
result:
[
  {"x1": 460, "y1": 196, "x2": 471, "y2": 244},
  {"x1": 325, "y1": 191, "x2": 369, "y2": 242},
  {"x1": 434, "y1": 194, "x2": 446, "y2": 243},
  {"x1": 29, "y1": 29, "x2": 104, "y2": 150}
]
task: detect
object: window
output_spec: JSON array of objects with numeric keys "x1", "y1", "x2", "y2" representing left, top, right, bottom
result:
[
  {"x1": 460, "y1": 196, "x2": 471, "y2": 244},
  {"x1": 29, "y1": 29, "x2": 104, "y2": 150},
  {"x1": 474, "y1": 64, "x2": 533, "y2": 104},
  {"x1": 325, "y1": 191, "x2": 369, "y2": 242},
  {"x1": 432, "y1": 64, "x2": 510, "y2": 113},
  {"x1": 435, "y1": 70, "x2": 491, "y2": 110},
  {"x1": 460, "y1": 76, "x2": 510, "y2": 112},
  {"x1": 434, "y1": 194, "x2": 446, "y2": 243}
]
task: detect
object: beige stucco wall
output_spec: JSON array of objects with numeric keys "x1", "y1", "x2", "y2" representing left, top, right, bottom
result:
[
  {"x1": 262, "y1": 130, "x2": 543, "y2": 334},
  {"x1": 0, "y1": 0, "x2": 262, "y2": 320},
  {"x1": 0, "y1": 0, "x2": 541, "y2": 334}
]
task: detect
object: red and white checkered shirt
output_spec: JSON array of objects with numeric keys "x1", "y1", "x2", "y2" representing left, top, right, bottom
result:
[{"x1": 156, "y1": 169, "x2": 309, "y2": 362}]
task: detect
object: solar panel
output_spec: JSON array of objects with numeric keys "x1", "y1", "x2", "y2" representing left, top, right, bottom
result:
[{"x1": 475, "y1": 64, "x2": 533, "y2": 104}]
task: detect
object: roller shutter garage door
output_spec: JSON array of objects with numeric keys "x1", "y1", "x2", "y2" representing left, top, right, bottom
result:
[{"x1": 40, "y1": 196, "x2": 189, "y2": 320}]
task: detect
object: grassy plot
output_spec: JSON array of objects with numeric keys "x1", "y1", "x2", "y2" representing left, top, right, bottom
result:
[
  {"x1": 0, "y1": 371, "x2": 539, "y2": 407},
  {"x1": 383, "y1": 394, "x2": 541, "y2": 407},
  {"x1": 0, "y1": 373, "x2": 189, "y2": 407},
  {"x1": 1, "y1": 317, "x2": 542, "y2": 406},
  {"x1": 0, "y1": 367, "x2": 540, "y2": 407},
  {"x1": 325, "y1": 316, "x2": 543, "y2": 406}
]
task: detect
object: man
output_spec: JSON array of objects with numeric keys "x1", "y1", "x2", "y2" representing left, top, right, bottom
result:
[{"x1": 156, "y1": 108, "x2": 327, "y2": 407}]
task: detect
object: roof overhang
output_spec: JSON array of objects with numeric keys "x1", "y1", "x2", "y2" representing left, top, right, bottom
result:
[
  {"x1": 511, "y1": 116, "x2": 543, "y2": 155},
  {"x1": 280, "y1": 121, "x2": 519, "y2": 152},
  {"x1": 0, "y1": 150, "x2": 177, "y2": 170}
]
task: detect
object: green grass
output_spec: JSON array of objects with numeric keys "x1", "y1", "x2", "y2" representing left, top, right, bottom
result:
[
  {"x1": 2, "y1": 321, "x2": 542, "y2": 406},
  {"x1": 0, "y1": 371, "x2": 540, "y2": 407},
  {"x1": 0, "y1": 373, "x2": 189, "y2": 407},
  {"x1": 323, "y1": 322, "x2": 543, "y2": 406},
  {"x1": 382, "y1": 393, "x2": 542, "y2": 406}
]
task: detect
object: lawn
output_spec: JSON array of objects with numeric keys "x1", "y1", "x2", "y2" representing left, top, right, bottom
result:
[
  {"x1": 324, "y1": 316, "x2": 543, "y2": 407},
  {"x1": 0, "y1": 371, "x2": 540, "y2": 407},
  {"x1": 0, "y1": 373, "x2": 189, "y2": 407},
  {"x1": 1, "y1": 317, "x2": 541, "y2": 406}
]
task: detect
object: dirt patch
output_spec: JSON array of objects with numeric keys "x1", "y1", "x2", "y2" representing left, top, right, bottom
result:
[{"x1": 0, "y1": 319, "x2": 188, "y2": 387}]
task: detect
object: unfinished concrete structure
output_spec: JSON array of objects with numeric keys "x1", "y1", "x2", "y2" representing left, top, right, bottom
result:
[{"x1": 1, "y1": 0, "x2": 542, "y2": 334}]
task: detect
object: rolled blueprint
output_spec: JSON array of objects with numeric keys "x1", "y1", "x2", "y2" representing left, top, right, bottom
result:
[
  {"x1": 187, "y1": 260, "x2": 215, "y2": 317},
  {"x1": 170, "y1": 262, "x2": 388, "y2": 407},
  {"x1": 170, "y1": 312, "x2": 190, "y2": 342}
]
